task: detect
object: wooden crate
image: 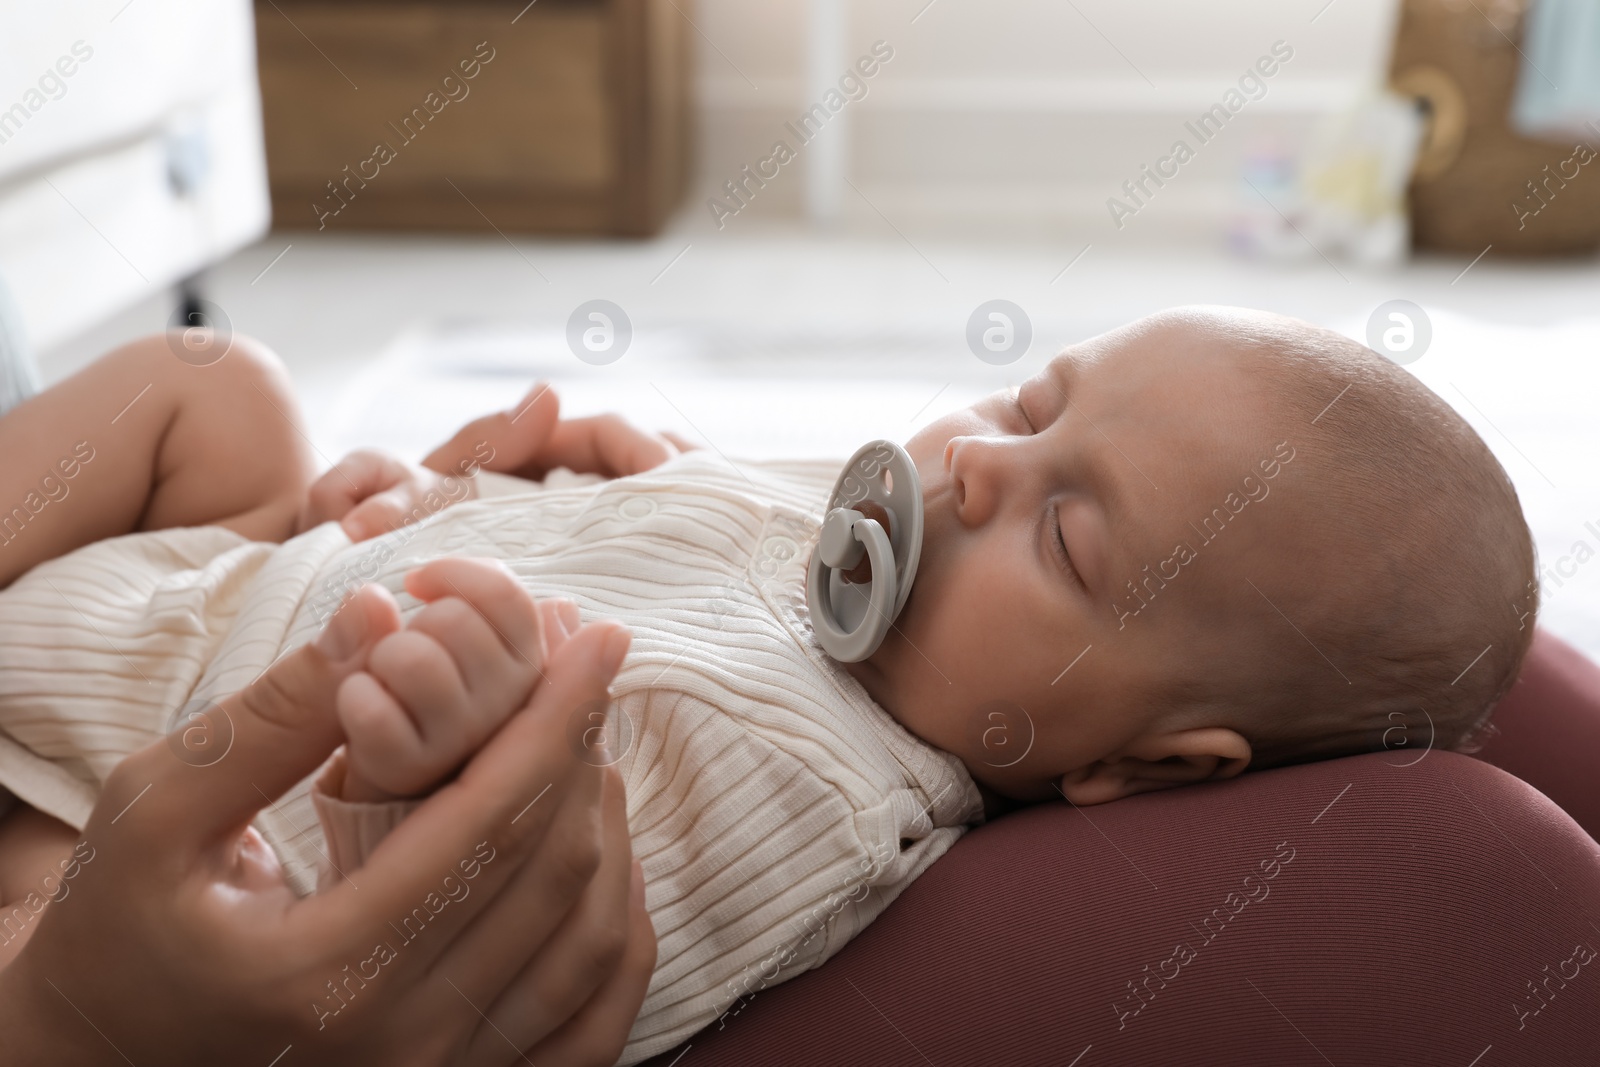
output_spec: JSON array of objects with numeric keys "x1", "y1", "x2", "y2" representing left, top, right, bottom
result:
[{"x1": 255, "y1": 0, "x2": 689, "y2": 236}]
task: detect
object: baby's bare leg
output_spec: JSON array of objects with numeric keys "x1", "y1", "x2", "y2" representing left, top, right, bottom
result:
[
  {"x1": 0, "y1": 807, "x2": 79, "y2": 969},
  {"x1": 0, "y1": 333, "x2": 317, "y2": 586}
]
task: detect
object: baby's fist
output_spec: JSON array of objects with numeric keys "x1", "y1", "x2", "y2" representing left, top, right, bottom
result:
[{"x1": 335, "y1": 558, "x2": 547, "y2": 802}]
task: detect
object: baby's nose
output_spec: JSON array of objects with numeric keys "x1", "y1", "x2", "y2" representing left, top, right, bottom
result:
[{"x1": 947, "y1": 436, "x2": 1003, "y2": 527}]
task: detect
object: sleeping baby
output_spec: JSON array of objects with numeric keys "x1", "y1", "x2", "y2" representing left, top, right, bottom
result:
[{"x1": 0, "y1": 306, "x2": 1536, "y2": 1064}]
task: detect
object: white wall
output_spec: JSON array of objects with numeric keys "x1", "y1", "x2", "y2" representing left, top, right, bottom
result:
[{"x1": 688, "y1": 0, "x2": 1401, "y2": 239}]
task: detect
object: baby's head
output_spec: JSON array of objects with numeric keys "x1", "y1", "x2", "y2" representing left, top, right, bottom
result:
[{"x1": 844, "y1": 307, "x2": 1536, "y2": 808}]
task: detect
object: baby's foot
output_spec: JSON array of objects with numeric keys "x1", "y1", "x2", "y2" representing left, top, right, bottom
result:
[{"x1": 334, "y1": 557, "x2": 554, "y2": 803}]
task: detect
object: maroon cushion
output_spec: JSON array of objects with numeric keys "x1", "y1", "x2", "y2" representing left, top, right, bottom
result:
[
  {"x1": 1473, "y1": 629, "x2": 1600, "y2": 841},
  {"x1": 642, "y1": 632, "x2": 1600, "y2": 1066}
]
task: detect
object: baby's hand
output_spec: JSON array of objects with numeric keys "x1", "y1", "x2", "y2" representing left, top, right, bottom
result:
[
  {"x1": 334, "y1": 557, "x2": 558, "y2": 802},
  {"x1": 297, "y1": 449, "x2": 478, "y2": 543}
]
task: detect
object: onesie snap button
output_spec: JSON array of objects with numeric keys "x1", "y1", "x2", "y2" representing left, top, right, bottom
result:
[{"x1": 618, "y1": 496, "x2": 657, "y2": 521}]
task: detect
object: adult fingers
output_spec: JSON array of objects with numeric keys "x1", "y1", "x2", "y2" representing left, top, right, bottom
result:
[
  {"x1": 542, "y1": 414, "x2": 674, "y2": 478},
  {"x1": 520, "y1": 858, "x2": 657, "y2": 1067},
  {"x1": 341, "y1": 485, "x2": 419, "y2": 542},
  {"x1": 661, "y1": 430, "x2": 700, "y2": 454},
  {"x1": 422, "y1": 383, "x2": 559, "y2": 480},
  {"x1": 309, "y1": 621, "x2": 630, "y2": 974},
  {"x1": 113, "y1": 584, "x2": 403, "y2": 857},
  {"x1": 455, "y1": 764, "x2": 635, "y2": 1062}
]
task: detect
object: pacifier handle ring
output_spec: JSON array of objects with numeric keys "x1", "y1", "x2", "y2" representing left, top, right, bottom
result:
[{"x1": 807, "y1": 517, "x2": 897, "y2": 663}]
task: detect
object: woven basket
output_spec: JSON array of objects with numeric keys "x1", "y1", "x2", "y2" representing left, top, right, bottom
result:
[{"x1": 1388, "y1": 0, "x2": 1600, "y2": 255}]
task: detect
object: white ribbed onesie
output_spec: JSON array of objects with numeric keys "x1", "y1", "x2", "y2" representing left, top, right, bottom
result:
[{"x1": 0, "y1": 452, "x2": 982, "y2": 1064}]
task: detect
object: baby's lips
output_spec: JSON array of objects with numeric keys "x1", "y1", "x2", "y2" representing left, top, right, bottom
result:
[{"x1": 842, "y1": 500, "x2": 892, "y2": 585}]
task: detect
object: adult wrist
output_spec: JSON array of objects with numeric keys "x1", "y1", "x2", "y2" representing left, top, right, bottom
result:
[{"x1": 0, "y1": 950, "x2": 120, "y2": 1065}]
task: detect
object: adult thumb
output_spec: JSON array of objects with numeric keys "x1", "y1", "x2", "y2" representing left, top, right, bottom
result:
[{"x1": 134, "y1": 584, "x2": 401, "y2": 847}]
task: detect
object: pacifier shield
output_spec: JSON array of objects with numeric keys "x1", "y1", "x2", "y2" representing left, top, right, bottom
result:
[{"x1": 807, "y1": 440, "x2": 924, "y2": 663}]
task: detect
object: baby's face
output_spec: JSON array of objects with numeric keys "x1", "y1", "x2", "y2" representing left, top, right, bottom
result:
[{"x1": 844, "y1": 311, "x2": 1293, "y2": 804}]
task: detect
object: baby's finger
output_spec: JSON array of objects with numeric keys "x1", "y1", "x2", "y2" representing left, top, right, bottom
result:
[
  {"x1": 368, "y1": 630, "x2": 471, "y2": 744},
  {"x1": 336, "y1": 671, "x2": 431, "y2": 798},
  {"x1": 404, "y1": 558, "x2": 543, "y2": 670},
  {"x1": 341, "y1": 485, "x2": 418, "y2": 542},
  {"x1": 408, "y1": 596, "x2": 537, "y2": 708},
  {"x1": 312, "y1": 622, "x2": 627, "y2": 976},
  {"x1": 302, "y1": 450, "x2": 411, "y2": 528}
]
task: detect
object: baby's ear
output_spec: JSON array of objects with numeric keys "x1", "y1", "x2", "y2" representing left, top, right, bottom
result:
[{"x1": 1056, "y1": 727, "x2": 1252, "y2": 807}]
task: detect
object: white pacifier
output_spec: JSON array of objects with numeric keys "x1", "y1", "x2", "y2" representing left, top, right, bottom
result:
[{"x1": 807, "y1": 440, "x2": 924, "y2": 663}]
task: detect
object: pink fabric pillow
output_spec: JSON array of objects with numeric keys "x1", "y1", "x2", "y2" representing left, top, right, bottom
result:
[
  {"x1": 641, "y1": 629, "x2": 1600, "y2": 1065},
  {"x1": 1474, "y1": 629, "x2": 1600, "y2": 840}
]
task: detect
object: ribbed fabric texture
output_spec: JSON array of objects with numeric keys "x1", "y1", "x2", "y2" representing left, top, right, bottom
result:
[{"x1": 0, "y1": 454, "x2": 983, "y2": 1065}]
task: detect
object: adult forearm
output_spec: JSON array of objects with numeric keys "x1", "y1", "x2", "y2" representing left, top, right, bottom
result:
[{"x1": 0, "y1": 956, "x2": 122, "y2": 1066}]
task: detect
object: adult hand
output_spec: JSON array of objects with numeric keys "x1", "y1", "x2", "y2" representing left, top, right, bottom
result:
[
  {"x1": 423, "y1": 382, "x2": 696, "y2": 484},
  {"x1": 303, "y1": 385, "x2": 697, "y2": 545},
  {"x1": 0, "y1": 585, "x2": 654, "y2": 1066}
]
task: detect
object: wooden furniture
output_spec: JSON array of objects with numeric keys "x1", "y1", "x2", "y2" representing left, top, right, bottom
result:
[
  {"x1": 254, "y1": 0, "x2": 689, "y2": 236},
  {"x1": 1387, "y1": 0, "x2": 1600, "y2": 256}
]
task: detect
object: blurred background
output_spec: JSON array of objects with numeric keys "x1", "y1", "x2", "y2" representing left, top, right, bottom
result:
[{"x1": 2, "y1": 0, "x2": 1598, "y2": 652}]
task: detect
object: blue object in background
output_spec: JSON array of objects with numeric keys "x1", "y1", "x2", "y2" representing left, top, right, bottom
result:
[
  {"x1": 1512, "y1": 0, "x2": 1600, "y2": 140},
  {"x1": 0, "y1": 273, "x2": 38, "y2": 416}
]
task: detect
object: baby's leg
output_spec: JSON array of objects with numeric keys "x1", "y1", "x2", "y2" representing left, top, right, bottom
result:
[{"x1": 0, "y1": 333, "x2": 316, "y2": 586}]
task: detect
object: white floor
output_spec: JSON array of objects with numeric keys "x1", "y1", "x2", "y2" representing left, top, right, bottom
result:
[{"x1": 37, "y1": 224, "x2": 1600, "y2": 656}]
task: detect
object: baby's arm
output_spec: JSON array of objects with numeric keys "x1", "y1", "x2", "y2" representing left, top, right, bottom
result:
[
  {"x1": 0, "y1": 334, "x2": 315, "y2": 587},
  {"x1": 312, "y1": 559, "x2": 624, "y2": 891}
]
